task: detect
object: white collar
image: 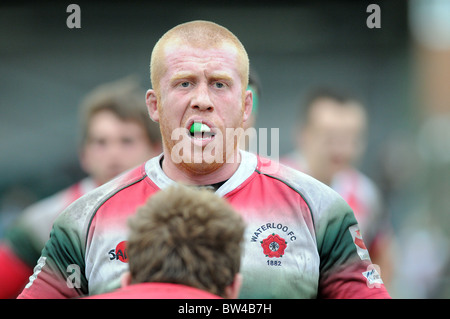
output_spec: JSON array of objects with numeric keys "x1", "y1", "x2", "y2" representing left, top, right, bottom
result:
[{"x1": 144, "y1": 150, "x2": 257, "y2": 197}]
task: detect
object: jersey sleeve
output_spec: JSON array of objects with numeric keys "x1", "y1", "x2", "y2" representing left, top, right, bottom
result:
[
  {"x1": 17, "y1": 208, "x2": 89, "y2": 299},
  {"x1": 314, "y1": 195, "x2": 390, "y2": 299}
]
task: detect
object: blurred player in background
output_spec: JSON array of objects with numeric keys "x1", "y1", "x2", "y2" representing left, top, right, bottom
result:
[
  {"x1": 0, "y1": 76, "x2": 161, "y2": 298},
  {"x1": 282, "y1": 87, "x2": 394, "y2": 288},
  {"x1": 87, "y1": 185, "x2": 245, "y2": 299}
]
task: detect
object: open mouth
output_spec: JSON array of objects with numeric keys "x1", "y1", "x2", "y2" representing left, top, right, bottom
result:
[{"x1": 188, "y1": 122, "x2": 216, "y2": 140}]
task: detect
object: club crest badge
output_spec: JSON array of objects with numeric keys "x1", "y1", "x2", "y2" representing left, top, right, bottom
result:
[{"x1": 260, "y1": 233, "x2": 287, "y2": 258}]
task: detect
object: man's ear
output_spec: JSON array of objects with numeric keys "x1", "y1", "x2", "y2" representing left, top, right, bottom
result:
[
  {"x1": 224, "y1": 273, "x2": 243, "y2": 299},
  {"x1": 120, "y1": 271, "x2": 132, "y2": 288},
  {"x1": 78, "y1": 148, "x2": 88, "y2": 173},
  {"x1": 78, "y1": 147, "x2": 93, "y2": 177},
  {"x1": 242, "y1": 89, "x2": 253, "y2": 124},
  {"x1": 146, "y1": 89, "x2": 160, "y2": 123}
]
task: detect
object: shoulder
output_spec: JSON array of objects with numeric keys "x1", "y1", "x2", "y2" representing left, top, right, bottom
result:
[
  {"x1": 13, "y1": 180, "x2": 91, "y2": 239},
  {"x1": 256, "y1": 155, "x2": 350, "y2": 218},
  {"x1": 53, "y1": 165, "x2": 148, "y2": 241},
  {"x1": 255, "y1": 155, "x2": 357, "y2": 251},
  {"x1": 333, "y1": 169, "x2": 382, "y2": 209},
  {"x1": 336, "y1": 169, "x2": 380, "y2": 194},
  {"x1": 19, "y1": 182, "x2": 80, "y2": 222}
]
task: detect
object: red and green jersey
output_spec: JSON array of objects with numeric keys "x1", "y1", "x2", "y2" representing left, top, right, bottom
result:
[
  {"x1": 281, "y1": 151, "x2": 388, "y2": 256},
  {"x1": 18, "y1": 151, "x2": 390, "y2": 299}
]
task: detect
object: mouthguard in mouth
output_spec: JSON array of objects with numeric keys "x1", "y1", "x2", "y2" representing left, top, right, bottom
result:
[{"x1": 189, "y1": 122, "x2": 215, "y2": 138}]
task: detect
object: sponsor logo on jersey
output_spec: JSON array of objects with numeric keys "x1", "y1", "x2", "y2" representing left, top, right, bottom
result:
[
  {"x1": 362, "y1": 264, "x2": 383, "y2": 288},
  {"x1": 348, "y1": 225, "x2": 370, "y2": 260},
  {"x1": 108, "y1": 240, "x2": 128, "y2": 263}
]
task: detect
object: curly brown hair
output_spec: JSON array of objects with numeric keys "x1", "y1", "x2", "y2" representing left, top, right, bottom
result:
[{"x1": 127, "y1": 185, "x2": 245, "y2": 298}]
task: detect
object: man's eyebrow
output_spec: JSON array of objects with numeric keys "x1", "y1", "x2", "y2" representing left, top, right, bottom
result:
[
  {"x1": 170, "y1": 72, "x2": 196, "y2": 83},
  {"x1": 208, "y1": 72, "x2": 233, "y2": 83},
  {"x1": 170, "y1": 71, "x2": 234, "y2": 84}
]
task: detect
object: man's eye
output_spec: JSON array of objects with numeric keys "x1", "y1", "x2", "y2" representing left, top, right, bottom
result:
[
  {"x1": 91, "y1": 138, "x2": 106, "y2": 147},
  {"x1": 214, "y1": 82, "x2": 224, "y2": 88},
  {"x1": 180, "y1": 82, "x2": 190, "y2": 88},
  {"x1": 121, "y1": 137, "x2": 134, "y2": 146}
]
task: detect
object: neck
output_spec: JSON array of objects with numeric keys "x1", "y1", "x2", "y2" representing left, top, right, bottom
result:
[
  {"x1": 304, "y1": 155, "x2": 332, "y2": 186},
  {"x1": 161, "y1": 150, "x2": 241, "y2": 185}
]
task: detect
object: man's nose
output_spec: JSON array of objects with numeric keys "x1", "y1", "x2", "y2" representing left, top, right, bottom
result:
[
  {"x1": 106, "y1": 143, "x2": 121, "y2": 159},
  {"x1": 191, "y1": 83, "x2": 214, "y2": 112}
]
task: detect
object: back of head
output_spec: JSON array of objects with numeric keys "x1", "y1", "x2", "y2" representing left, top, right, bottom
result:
[
  {"x1": 127, "y1": 185, "x2": 246, "y2": 298},
  {"x1": 150, "y1": 20, "x2": 249, "y2": 95}
]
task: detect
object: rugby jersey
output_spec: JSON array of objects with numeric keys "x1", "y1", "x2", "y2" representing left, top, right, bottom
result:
[{"x1": 18, "y1": 151, "x2": 390, "y2": 299}]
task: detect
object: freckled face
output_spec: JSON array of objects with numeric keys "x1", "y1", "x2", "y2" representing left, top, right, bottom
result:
[{"x1": 154, "y1": 43, "x2": 250, "y2": 173}]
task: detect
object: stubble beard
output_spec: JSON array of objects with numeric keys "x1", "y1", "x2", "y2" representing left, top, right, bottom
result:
[{"x1": 159, "y1": 111, "x2": 243, "y2": 176}]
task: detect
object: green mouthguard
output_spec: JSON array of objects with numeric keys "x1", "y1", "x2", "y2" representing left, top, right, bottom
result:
[
  {"x1": 190, "y1": 122, "x2": 211, "y2": 134},
  {"x1": 190, "y1": 122, "x2": 203, "y2": 134}
]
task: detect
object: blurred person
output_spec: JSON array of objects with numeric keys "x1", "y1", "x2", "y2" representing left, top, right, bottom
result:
[
  {"x1": 87, "y1": 185, "x2": 245, "y2": 299},
  {"x1": 386, "y1": 115, "x2": 450, "y2": 298},
  {"x1": 19, "y1": 21, "x2": 390, "y2": 299},
  {"x1": 0, "y1": 76, "x2": 161, "y2": 298},
  {"x1": 282, "y1": 87, "x2": 394, "y2": 288},
  {"x1": 416, "y1": 114, "x2": 450, "y2": 298}
]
